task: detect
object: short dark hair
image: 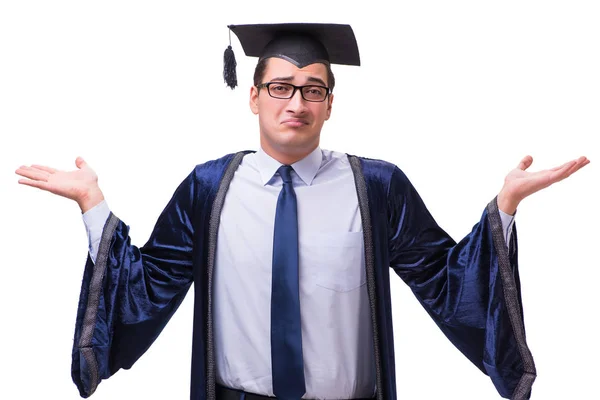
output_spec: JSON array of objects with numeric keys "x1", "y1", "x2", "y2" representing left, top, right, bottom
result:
[{"x1": 253, "y1": 58, "x2": 336, "y2": 92}]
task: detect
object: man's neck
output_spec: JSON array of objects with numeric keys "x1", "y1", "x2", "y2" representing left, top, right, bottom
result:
[{"x1": 260, "y1": 142, "x2": 319, "y2": 165}]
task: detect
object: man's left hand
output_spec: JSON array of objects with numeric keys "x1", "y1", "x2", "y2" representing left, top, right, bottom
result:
[{"x1": 497, "y1": 155, "x2": 590, "y2": 215}]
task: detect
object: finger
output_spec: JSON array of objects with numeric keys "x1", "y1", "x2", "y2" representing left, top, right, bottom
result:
[
  {"x1": 549, "y1": 156, "x2": 589, "y2": 173},
  {"x1": 18, "y1": 178, "x2": 50, "y2": 190},
  {"x1": 576, "y1": 156, "x2": 590, "y2": 166},
  {"x1": 75, "y1": 156, "x2": 87, "y2": 169},
  {"x1": 517, "y1": 155, "x2": 534, "y2": 171},
  {"x1": 550, "y1": 159, "x2": 579, "y2": 172},
  {"x1": 543, "y1": 158, "x2": 589, "y2": 188},
  {"x1": 31, "y1": 164, "x2": 57, "y2": 174},
  {"x1": 548, "y1": 161, "x2": 577, "y2": 182},
  {"x1": 15, "y1": 166, "x2": 49, "y2": 182},
  {"x1": 565, "y1": 157, "x2": 590, "y2": 176}
]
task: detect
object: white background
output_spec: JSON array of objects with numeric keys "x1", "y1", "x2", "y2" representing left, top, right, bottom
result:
[{"x1": 1, "y1": 1, "x2": 598, "y2": 399}]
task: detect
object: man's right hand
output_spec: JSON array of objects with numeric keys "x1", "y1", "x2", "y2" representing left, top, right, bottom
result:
[{"x1": 16, "y1": 157, "x2": 105, "y2": 213}]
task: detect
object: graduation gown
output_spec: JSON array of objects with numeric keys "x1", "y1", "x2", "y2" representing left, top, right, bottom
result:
[{"x1": 71, "y1": 151, "x2": 536, "y2": 400}]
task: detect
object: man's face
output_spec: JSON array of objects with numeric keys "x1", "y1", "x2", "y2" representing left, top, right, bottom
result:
[{"x1": 250, "y1": 57, "x2": 334, "y2": 161}]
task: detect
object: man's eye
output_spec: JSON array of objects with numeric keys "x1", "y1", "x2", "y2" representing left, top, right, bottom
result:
[
  {"x1": 272, "y1": 85, "x2": 290, "y2": 93},
  {"x1": 306, "y1": 87, "x2": 324, "y2": 95}
]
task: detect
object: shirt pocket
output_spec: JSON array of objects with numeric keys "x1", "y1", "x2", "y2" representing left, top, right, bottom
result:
[{"x1": 301, "y1": 231, "x2": 366, "y2": 293}]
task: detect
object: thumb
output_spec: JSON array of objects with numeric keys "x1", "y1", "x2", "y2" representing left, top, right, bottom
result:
[
  {"x1": 517, "y1": 155, "x2": 533, "y2": 171},
  {"x1": 75, "y1": 156, "x2": 87, "y2": 169}
]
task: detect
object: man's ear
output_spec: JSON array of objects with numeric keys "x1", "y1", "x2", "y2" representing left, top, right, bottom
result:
[
  {"x1": 325, "y1": 93, "x2": 334, "y2": 120},
  {"x1": 249, "y1": 85, "x2": 259, "y2": 115}
]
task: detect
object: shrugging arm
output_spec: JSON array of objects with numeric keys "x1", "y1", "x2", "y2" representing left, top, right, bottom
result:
[
  {"x1": 71, "y1": 172, "x2": 197, "y2": 397},
  {"x1": 387, "y1": 167, "x2": 536, "y2": 399}
]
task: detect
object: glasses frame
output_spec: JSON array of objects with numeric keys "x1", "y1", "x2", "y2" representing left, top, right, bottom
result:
[{"x1": 256, "y1": 82, "x2": 331, "y2": 102}]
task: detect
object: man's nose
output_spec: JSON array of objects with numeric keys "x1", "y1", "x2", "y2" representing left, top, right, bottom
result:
[{"x1": 286, "y1": 88, "x2": 308, "y2": 112}]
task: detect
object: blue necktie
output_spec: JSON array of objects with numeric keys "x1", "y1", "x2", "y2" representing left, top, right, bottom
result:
[{"x1": 271, "y1": 165, "x2": 305, "y2": 400}]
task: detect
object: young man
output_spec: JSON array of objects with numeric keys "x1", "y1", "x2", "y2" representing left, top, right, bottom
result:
[{"x1": 15, "y1": 23, "x2": 589, "y2": 400}]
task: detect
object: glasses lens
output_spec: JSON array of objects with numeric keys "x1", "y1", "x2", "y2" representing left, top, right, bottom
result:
[
  {"x1": 268, "y1": 83, "x2": 294, "y2": 99},
  {"x1": 302, "y1": 86, "x2": 328, "y2": 102}
]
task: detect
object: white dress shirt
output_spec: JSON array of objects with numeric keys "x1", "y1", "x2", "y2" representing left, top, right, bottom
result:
[{"x1": 83, "y1": 147, "x2": 514, "y2": 399}]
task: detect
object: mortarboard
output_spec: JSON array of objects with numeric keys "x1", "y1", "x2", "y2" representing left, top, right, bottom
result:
[{"x1": 223, "y1": 23, "x2": 361, "y2": 89}]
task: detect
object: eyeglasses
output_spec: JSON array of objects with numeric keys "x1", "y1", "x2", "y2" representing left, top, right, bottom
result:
[{"x1": 256, "y1": 82, "x2": 330, "y2": 102}]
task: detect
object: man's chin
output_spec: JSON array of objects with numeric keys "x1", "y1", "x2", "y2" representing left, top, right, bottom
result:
[
  {"x1": 273, "y1": 135, "x2": 318, "y2": 152},
  {"x1": 261, "y1": 128, "x2": 319, "y2": 149}
]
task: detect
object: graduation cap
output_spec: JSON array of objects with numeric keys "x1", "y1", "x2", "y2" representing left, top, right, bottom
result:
[{"x1": 223, "y1": 23, "x2": 361, "y2": 89}]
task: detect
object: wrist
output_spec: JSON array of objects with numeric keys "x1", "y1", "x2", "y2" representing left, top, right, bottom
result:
[
  {"x1": 497, "y1": 191, "x2": 518, "y2": 216},
  {"x1": 78, "y1": 188, "x2": 105, "y2": 214}
]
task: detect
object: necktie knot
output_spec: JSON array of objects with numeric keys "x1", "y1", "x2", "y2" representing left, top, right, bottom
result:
[{"x1": 278, "y1": 165, "x2": 294, "y2": 184}]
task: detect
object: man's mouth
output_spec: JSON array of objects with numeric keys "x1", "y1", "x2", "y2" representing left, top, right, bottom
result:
[{"x1": 281, "y1": 118, "x2": 309, "y2": 128}]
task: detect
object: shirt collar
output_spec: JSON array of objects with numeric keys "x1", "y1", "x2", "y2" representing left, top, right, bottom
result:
[{"x1": 256, "y1": 146, "x2": 323, "y2": 186}]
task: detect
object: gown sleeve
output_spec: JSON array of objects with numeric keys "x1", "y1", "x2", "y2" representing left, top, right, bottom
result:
[
  {"x1": 71, "y1": 171, "x2": 197, "y2": 398},
  {"x1": 387, "y1": 167, "x2": 536, "y2": 399}
]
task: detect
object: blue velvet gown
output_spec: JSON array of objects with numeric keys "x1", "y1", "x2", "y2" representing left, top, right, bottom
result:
[{"x1": 71, "y1": 151, "x2": 536, "y2": 399}]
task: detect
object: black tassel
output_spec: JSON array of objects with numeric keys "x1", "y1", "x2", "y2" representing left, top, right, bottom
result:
[{"x1": 223, "y1": 45, "x2": 237, "y2": 89}]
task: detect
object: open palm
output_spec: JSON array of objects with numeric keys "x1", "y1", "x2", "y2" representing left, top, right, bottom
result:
[
  {"x1": 16, "y1": 157, "x2": 104, "y2": 211},
  {"x1": 498, "y1": 155, "x2": 590, "y2": 214}
]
